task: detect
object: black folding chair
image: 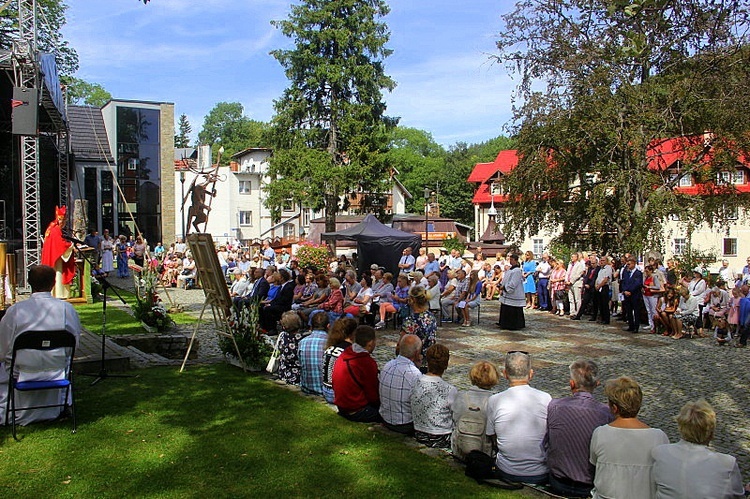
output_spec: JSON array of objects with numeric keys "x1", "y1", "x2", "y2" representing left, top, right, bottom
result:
[{"x1": 6, "y1": 330, "x2": 77, "y2": 441}]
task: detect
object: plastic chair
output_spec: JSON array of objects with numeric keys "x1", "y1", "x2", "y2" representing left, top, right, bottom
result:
[{"x1": 6, "y1": 330, "x2": 77, "y2": 441}]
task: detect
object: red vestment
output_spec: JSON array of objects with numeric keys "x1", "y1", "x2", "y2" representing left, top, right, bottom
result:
[{"x1": 41, "y1": 222, "x2": 76, "y2": 284}]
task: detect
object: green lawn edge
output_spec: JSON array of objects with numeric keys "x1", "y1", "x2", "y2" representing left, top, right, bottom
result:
[{"x1": 0, "y1": 364, "x2": 529, "y2": 498}]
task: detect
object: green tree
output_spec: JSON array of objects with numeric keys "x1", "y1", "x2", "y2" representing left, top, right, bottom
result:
[
  {"x1": 494, "y1": 0, "x2": 750, "y2": 254},
  {"x1": 62, "y1": 76, "x2": 111, "y2": 107},
  {"x1": 0, "y1": 0, "x2": 79, "y2": 75},
  {"x1": 383, "y1": 127, "x2": 445, "y2": 214},
  {"x1": 267, "y1": 0, "x2": 397, "y2": 233},
  {"x1": 174, "y1": 113, "x2": 192, "y2": 148},
  {"x1": 197, "y1": 102, "x2": 268, "y2": 163}
]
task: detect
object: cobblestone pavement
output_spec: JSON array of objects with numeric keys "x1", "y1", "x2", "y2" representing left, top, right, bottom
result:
[{"x1": 106, "y1": 277, "x2": 750, "y2": 478}]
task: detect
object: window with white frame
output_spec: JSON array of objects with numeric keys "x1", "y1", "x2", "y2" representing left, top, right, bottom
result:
[
  {"x1": 724, "y1": 238, "x2": 738, "y2": 257},
  {"x1": 127, "y1": 158, "x2": 138, "y2": 171},
  {"x1": 726, "y1": 205, "x2": 739, "y2": 220},
  {"x1": 239, "y1": 180, "x2": 252, "y2": 194},
  {"x1": 239, "y1": 211, "x2": 253, "y2": 226},
  {"x1": 673, "y1": 238, "x2": 687, "y2": 256},
  {"x1": 283, "y1": 223, "x2": 296, "y2": 238},
  {"x1": 283, "y1": 198, "x2": 294, "y2": 212},
  {"x1": 733, "y1": 170, "x2": 745, "y2": 184},
  {"x1": 669, "y1": 173, "x2": 693, "y2": 187},
  {"x1": 533, "y1": 239, "x2": 544, "y2": 256},
  {"x1": 302, "y1": 208, "x2": 311, "y2": 227},
  {"x1": 718, "y1": 171, "x2": 731, "y2": 184}
]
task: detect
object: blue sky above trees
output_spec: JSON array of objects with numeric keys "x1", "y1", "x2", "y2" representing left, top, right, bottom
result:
[{"x1": 62, "y1": 0, "x2": 514, "y2": 147}]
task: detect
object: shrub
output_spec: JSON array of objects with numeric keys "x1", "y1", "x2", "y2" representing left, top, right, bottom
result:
[{"x1": 295, "y1": 241, "x2": 330, "y2": 270}]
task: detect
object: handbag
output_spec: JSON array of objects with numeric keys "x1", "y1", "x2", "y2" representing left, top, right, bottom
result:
[
  {"x1": 265, "y1": 334, "x2": 283, "y2": 374},
  {"x1": 554, "y1": 289, "x2": 566, "y2": 300}
]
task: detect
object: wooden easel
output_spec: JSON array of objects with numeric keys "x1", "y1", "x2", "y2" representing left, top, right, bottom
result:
[{"x1": 180, "y1": 233, "x2": 243, "y2": 372}]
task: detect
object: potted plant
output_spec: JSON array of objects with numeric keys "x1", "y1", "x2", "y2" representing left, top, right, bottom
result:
[
  {"x1": 132, "y1": 262, "x2": 175, "y2": 333},
  {"x1": 219, "y1": 302, "x2": 273, "y2": 371}
]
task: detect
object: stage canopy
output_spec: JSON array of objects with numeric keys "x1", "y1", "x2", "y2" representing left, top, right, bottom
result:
[{"x1": 322, "y1": 214, "x2": 421, "y2": 276}]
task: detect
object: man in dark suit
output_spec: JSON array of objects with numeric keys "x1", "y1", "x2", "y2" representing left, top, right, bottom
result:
[
  {"x1": 250, "y1": 267, "x2": 271, "y2": 302},
  {"x1": 260, "y1": 269, "x2": 295, "y2": 332},
  {"x1": 572, "y1": 257, "x2": 600, "y2": 321},
  {"x1": 619, "y1": 257, "x2": 643, "y2": 332}
]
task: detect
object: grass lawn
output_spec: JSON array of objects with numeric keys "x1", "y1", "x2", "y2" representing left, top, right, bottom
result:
[
  {"x1": 0, "y1": 365, "x2": 529, "y2": 498},
  {"x1": 75, "y1": 293, "x2": 196, "y2": 336}
]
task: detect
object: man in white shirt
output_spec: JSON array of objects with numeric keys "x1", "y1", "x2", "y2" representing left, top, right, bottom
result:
[
  {"x1": 719, "y1": 259, "x2": 735, "y2": 289},
  {"x1": 486, "y1": 351, "x2": 552, "y2": 484},
  {"x1": 594, "y1": 256, "x2": 612, "y2": 324},
  {"x1": 0, "y1": 265, "x2": 82, "y2": 425}
]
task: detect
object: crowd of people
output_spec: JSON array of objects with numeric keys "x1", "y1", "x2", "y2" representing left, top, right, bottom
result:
[{"x1": 270, "y1": 311, "x2": 748, "y2": 497}]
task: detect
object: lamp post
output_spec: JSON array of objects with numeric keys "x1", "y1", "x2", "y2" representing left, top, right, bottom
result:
[
  {"x1": 179, "y1": 170, "x2": 186, "y2": 240},
  {"x1": 423, "y1": 186, "x2": 431, "y2": 254}
]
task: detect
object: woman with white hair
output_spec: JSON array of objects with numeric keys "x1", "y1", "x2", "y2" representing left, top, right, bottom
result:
[{"x1": 651, "y1": 400, "x2": 744, "y2": 498}]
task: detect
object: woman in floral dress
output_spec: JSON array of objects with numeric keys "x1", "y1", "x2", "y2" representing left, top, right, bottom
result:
[
  {"x1": 276, "y1": 310, "x2": 307, "y2": 385},
  {"x1": 400, "y1": 285, "x2": 437, "y2": 361}
]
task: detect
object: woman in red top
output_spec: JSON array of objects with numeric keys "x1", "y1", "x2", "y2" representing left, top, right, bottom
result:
[{"x1": 317, "y1": 277, "x2": 344, "y2": 322}]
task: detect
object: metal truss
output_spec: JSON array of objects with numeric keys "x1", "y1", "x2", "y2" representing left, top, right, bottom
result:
[
  {"x1": 21, "y1": 135, "x2": 40, "y2": 269},
  {"x1": 58, "y1": 128, "x2": 69, "y2": 207},
  {"x1": 17, "y1": 0, "x2": 41, "y2": 276}
]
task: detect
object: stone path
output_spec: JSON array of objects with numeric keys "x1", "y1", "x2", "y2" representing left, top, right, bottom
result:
[{"x1": 78, "y1": 278, "x2": 750, "y2": 478}]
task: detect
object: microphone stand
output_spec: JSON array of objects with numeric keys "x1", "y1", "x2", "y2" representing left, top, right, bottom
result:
[{"x1": 69, "y1": 240, "x2": 136, "y2": 385}]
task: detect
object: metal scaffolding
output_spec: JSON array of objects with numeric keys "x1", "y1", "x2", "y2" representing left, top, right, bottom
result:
[{"x1": 15, "y1": 0, "x2": 42, "y2": 272}]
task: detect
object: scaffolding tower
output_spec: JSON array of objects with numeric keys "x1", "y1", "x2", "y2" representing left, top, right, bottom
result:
[{"x1": 8, "y1": 0, "x2": 70, "y2": 277}]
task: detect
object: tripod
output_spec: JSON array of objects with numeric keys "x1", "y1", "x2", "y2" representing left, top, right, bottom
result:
[
  {"x1": 82, "y1": 271, "x2": 136, "y2": 385},
  {"x1": 65, "y1": 240, "x2": 137, "y2": 385}
]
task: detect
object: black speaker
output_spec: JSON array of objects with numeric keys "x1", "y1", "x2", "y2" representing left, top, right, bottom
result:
[{"x1": 12, "y1": 87, "x2": 38, "y2": 136}]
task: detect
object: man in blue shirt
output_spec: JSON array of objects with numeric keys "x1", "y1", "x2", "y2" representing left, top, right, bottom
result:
[
  {"x1": 423, "y1": 252, "x2": 440, "y2": 279},
  {"x1": 397, "y1": 247, "x2": 416, "y2": 274},
  {"x1": 299, "y1": 312, "x2": 330, "y2": 395},
  {"x1": 261, "y1": 240, "x2": 275, "y2": 270}
]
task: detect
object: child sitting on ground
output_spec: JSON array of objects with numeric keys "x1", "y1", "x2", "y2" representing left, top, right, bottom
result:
[{"x1": 714, "y1": 317, "x2": 731, "y2": 346}]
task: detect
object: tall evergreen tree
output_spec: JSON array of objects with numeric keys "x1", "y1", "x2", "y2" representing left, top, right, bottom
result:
[
  {"x1": 267, "y1": 0, "x2": 397, "y2": 232},
  {"x1": 174, "y1": 114, "x2": 192, "y2": 148}
]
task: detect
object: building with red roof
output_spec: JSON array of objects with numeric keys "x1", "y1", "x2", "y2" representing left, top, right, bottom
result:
[{"x1": 469, "y1": 137, "x2": 750, "y2": 269}]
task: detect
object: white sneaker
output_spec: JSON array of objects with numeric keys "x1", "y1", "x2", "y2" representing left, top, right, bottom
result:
[{"x1": 375, "y1": 321, "x2": 386, "y2": 329}]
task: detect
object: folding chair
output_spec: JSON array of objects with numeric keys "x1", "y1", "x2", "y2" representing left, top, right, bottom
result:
[{"x1": 6, "y1": 330, "x2": 77, "y2": 441}]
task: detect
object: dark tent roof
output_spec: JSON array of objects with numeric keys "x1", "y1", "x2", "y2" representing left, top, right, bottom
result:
[
  {"x1": 322, "y1": 214, "x2": 421, "y2": 275},
  {"x1": 323, "y1": 214, "x2": 421, "y2": 244}
]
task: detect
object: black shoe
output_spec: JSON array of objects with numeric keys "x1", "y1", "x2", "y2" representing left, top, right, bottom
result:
[
  {"x1": 601, "y1": 321, "x2": 610, "y2": 325},
  {"x1": 623, "y1": 326, "x2": 634, "y2": 331},
  {"x1": 588, "y1": 318, "x2": 597, "y2": 322},
  {"x1": 571, "y1": 316, "x2": 581, "y2": 321}
]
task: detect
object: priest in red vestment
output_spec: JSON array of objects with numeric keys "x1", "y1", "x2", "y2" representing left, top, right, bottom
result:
[{"x1": 41, "y1": 206, "x2": 76, "y2": 298}]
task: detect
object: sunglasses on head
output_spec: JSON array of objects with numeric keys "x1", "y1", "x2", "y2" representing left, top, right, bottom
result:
[{"x1": 507, "y1": 350, "x2": 529, "y2": 356}]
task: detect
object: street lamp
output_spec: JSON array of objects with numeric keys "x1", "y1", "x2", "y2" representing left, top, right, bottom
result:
[
  {"x1": 423, "y1": 186, "x2": 431, "y2": 254},
  {"x1": 179, "y1": 170, "x2": 186, "y2": 240}
]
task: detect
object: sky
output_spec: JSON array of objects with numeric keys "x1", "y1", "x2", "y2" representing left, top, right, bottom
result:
[{"x1": 62, "y1": 0, "x2": 518, "y2": 148}]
